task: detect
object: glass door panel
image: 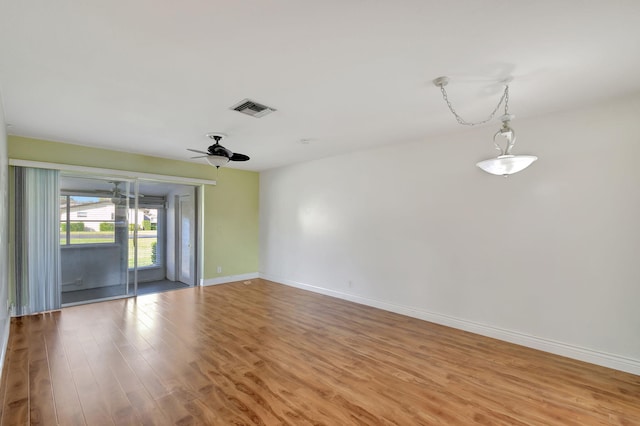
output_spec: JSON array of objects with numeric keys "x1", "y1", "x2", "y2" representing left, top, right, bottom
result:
[{"x1": 59, "y1": 175, "x2": 134, "y2": 304}]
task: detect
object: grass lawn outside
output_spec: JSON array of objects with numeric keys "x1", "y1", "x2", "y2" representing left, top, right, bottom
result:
[
  {"x1": 129, "y1": 237, "x2": 156, "y2": 268},
  {"x1": 61, "y1": 232, "x2": 157, "y2": 268}
]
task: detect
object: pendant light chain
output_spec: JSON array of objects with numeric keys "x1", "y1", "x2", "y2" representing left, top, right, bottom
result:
[
  {"x1": 438, "y1": 84, "x2": 510, "y2": 126},
  {"x1": 504, "y1": 86, "x2": 510, "y2": 116},
  {"x1": 432, "y1": 75, "x2": 537, "y2": 176}
]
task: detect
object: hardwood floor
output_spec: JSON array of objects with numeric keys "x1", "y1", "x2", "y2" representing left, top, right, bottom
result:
[{"x1": 1, "y1": 279, "x2": 639, "y2": 425}]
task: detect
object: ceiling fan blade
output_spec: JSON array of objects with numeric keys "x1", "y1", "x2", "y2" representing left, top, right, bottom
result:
[
  {"x1": 61, "y1": 189, "x2": 112, "y2": 195},
  {"x1": 190, "y1": 155, "x2": 209, "y2": 159},
  {"x1": 230, "y1": 153, "x2": 250, "y2": 162},
  {"x1": 112, "y1": 192, "x2": 143, "y2": 199},
  {"x1": 187, "y1": 148, "x2": 209, "y2": 155}
]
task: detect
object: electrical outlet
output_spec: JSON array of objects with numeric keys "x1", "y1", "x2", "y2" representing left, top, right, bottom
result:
[{"x1": 217, "y1": 266, "x2": 222, "y2": 274}]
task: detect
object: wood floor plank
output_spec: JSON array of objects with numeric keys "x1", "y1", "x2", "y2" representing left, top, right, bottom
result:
[
  {"x1": 28, "y1": 357, "x2": 55, "y2": 426},
  {"x1": 1, "y1": 320, "x2": 29, "y2": 426},
  {"x1": 116, "y1": 345, "x2": 170, "y2": 401},
  {"x1": 0, "y1": 279, "x2": 639, "y2": 425},
  {"x1": 125, "y1": 388, "x2": 172, "y2": 426},
  {"x1": 26, "y1": 315, "x2": 57, "y2": 426},
  {"x1": 46, "y1": 316, "x2": 86, "y2": 426},
  {"x1": 154, "y1": 392, "x2": 196, "y2": 425},
  {"x1": 71, "y1": 364, "x2": 114, "y2": 426},
  {"x1": 83, "y1": 344, "x2": 139, "y2": 424}
]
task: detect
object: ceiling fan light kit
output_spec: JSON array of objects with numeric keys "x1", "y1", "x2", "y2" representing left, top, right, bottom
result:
[
  {"x1": 206, "y1": 155, "x2": 230, "y2": 168},
  {"x1": 187, "y1": 132, "x2": 250, "y2": 169},
  {"x1": 433, "y1": 76, "x2": 537, "y2": 177}
]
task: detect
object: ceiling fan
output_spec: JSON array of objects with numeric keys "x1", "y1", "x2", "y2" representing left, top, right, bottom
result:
[
  {"x1": 62, "y1": 181, "x2": 140, "y2": 202},
  {"x1": 188, "y1": 133, "x2": 250, "y2": 168},
  {"x1": 108, "y1": 182, "x2": 138, "y2": 203}
]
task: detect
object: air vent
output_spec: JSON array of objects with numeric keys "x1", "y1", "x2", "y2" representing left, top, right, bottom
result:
[{"x1": 230, "y1": 98, "x2": 277, "y2": 118}]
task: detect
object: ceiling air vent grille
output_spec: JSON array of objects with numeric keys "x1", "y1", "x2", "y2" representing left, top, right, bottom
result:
[{"x1": 230, "y1": 98, "x2": 277, "y2": 118}]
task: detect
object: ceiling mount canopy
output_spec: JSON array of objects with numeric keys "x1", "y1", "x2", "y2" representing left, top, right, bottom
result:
[{"x1": 433, "y1": 76, "x2": 537, "y2": 177}]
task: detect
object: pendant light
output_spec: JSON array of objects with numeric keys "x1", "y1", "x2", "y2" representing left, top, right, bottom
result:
[{"x1": 433, "y1": 76, "x2": 537, "y2": 177}]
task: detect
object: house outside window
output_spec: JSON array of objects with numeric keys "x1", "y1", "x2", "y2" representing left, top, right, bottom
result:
[
  {"x1": 60, "y1": 195, "x2": 117, "y2": 244},
  {"x1": 60, "y1": 195, "x2": 162, "y2": 268}
]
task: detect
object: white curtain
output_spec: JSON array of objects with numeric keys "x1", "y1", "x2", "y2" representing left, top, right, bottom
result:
[{"x1": 13, "y1": 166, "x2": 61, "y2": 315}]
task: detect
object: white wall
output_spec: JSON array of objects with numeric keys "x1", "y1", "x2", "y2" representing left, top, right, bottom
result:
[
  {"x1": 0, "y1": 91, "x2": 9, "y2": 376},
  {"x1": 260, "y1": 94, "x2": 640, "y2": 375}
]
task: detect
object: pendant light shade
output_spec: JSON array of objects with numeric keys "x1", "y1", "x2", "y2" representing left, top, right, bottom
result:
[
  {"x1": 475, "y1": 114, "x2": 537, "y2": 176},
  {"x1": 476, "y1": 154, "x2": 538, "y2": 176},
  {"x1": 206, "y1": 155, "x2": 230, "y2": 168}
]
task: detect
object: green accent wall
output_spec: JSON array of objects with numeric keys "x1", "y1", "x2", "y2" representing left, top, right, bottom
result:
[
  {"x1": 8, "y1": 136, "x2": 259, "y2": 280},
  {"x1": 204, "y1": 167, "x2": 259, "y2": 279}
]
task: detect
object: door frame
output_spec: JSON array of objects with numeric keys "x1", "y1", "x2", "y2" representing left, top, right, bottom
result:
[
  {"x1": 12, "y1": 159, "x2": 212, "y2": 294},
  {"x1": 175, "y1": 192, "x2": 197, "y2": 286}
]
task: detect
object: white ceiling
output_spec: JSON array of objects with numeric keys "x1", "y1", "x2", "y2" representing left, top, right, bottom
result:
[{"x1": 1, "y1": 1, "x2": 639, "y2": 171}]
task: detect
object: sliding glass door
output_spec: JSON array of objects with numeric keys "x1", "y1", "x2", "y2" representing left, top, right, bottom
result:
[
  {"x1": 58, "y1": 173, "x2": 198, "y2": 305},
  {"x1": 11, "y1": 166, "x2": 202, "y2": 312},
  {"x1": 59, "y1": 176, "x2": 134, "y2": 304}
]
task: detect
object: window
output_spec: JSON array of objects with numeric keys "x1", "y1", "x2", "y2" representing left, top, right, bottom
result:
[
  {"x1": 60, "y1": 195, "x2": 116, "y2": 245},
  {"x1": 129, "y1": 207, "x2": 161, "y2": 268}
]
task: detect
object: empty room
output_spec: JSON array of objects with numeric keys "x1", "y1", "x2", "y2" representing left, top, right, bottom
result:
[{"x1": 0, "y1": 1, "x2": 639, "y2": 425}]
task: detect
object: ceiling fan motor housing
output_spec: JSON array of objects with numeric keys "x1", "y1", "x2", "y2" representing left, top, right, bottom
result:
[{"x1": 208, "y1": 143, "x2": 232, "y2": 158}]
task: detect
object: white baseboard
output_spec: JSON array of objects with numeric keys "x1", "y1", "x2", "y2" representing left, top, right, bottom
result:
[
  {"x1": 202, "y1": 272, "x2": 259, "y2": 287},
  {"x1": 260, "y1": 274, "x2": 640, "y2": 376}
]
